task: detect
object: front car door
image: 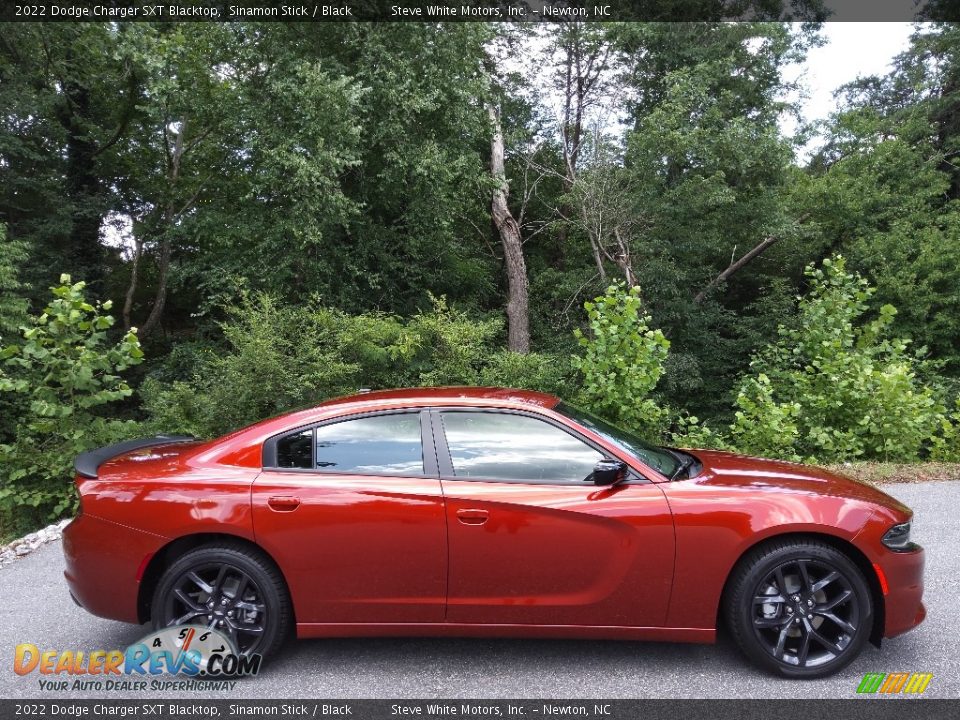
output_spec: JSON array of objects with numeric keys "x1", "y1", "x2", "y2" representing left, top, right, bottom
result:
[
  {"x1": 252, "y1": 409, "x2": 447, "y2": 625},
  {"x1": 433, "y1": 408, "x2": 675, "y2": 628}
]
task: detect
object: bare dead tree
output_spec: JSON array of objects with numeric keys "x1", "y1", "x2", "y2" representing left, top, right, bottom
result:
[{"x1": 564, "y1": 151, "x2": 645, "y2": 287}]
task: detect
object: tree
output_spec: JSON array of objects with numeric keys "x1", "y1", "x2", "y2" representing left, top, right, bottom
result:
[
  {"x1": 0, "y1": 24, "x2": 140, "y2": 291},
  {"x1": 573, "y1": 283, "x2": 670, "y2": 438},
  {"x1": 731, "y1": 257, "x2": 944, "y2": 462},
  {"x1": 802, "y1": 23, "x2": 960, "y2": 374},
  {"x1": 489, "y1": 104, "x2": 531, "y2": 352},
  {"x1": 609, "y1": 22, "x2": 817, "y2": 417},
  {"x1": 0, "y1": 276, "x2": 143, "y2": 533}
]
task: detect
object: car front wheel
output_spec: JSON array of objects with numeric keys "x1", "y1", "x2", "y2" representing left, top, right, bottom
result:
[
  {"x1": 151, "y1": 542, "x2": 291, "y2": 660},
  {"x1": 725, "y1": 539, "x2": 873, "y2": 678}
]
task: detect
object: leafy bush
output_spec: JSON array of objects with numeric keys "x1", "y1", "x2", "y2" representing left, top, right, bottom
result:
[
  {"x1": 930, "y1": 396, "x2": 960, "y2": 462},
  {"x1": 572, "y1": 284, "x2": 670, "y2": 438},
  {"x1": 731, "y1": 256, "x2": 945, "y2": 462},
  {"x1": 142, "y1": 293, "x2": 572, "y2": 439},
  {"x1": 0, "y1": 276, "x2": 143, "y2": 535},
  {"x1": 141, "y1": 295, "x2": 360, "y2": 438},
  {"x1": 667, "y1": 411, "x2": 732, "y2": 451},
  {"x1": 0, "y1": 225, "x2": 29, "y2": 337}
]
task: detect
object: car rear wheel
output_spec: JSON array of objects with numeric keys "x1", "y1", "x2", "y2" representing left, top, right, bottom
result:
[
  {"x1": 725, "y1": 539, "x2": 872, "y2": 678},
  {"x1": 151, "y1": 542, "x2": 291, "y2": 659}
]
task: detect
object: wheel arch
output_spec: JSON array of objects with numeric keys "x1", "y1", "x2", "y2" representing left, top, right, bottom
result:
[
  {"x1": 136, "y1": 532, "x2": 295, "y2": 626},
  {"x1": 717, "y1": 531, "x2": 885, "y2": 649}
]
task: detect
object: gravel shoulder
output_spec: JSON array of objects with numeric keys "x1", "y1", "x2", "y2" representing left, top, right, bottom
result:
[{"x1": 0, "y1": 481, "x2": 956, "y2": 700}]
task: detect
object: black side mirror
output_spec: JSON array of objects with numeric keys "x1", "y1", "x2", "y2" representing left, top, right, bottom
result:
[{"x1": 591, "y1": 459, "x2": 627, "y2": 486}]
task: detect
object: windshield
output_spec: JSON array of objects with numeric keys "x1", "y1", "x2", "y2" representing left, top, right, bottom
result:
[{"x1": 556, "y1": 402, "x2": 683, "y2": 478}]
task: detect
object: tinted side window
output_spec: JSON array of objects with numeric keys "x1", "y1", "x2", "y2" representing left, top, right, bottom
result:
[
  {"x1": 277, "y1": 429, "x2": 312, "y2": 469},
  {"x1": 314, "y1": 413, "x2": 424, "y2": 476},
  {"x1": 441, "y1": 412, "x2": 602, "y2": 483}
]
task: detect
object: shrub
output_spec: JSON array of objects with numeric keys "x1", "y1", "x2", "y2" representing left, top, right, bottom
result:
[
  {"x1": 572, "y1": 283, "x2": 671, "y2": 439},
  {"x1": 931, "y1": 396, "x2": 960, "y2": 462},
  {"x1": 0, "y1": 224, "x2": 29, "y2": 338},
  {"x1": 0, "y1": 276, "x2": 143, "y2": 533},
  {"x1": 141, "y1": 294, "x2": 360, "y2": 438},
  {"x1": 141, "y1": 293, "x2": 573, "y2": 439},
  {"x1": 731, "y1": 256, "x2": 944, "y2": 462}
]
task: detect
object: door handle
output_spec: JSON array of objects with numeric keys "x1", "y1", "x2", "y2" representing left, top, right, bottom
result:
[
  {"x1": 456, "y1": 508, "x2": 489, "y2": 525},
  {"x1": 267, "y1": 495, "x2": 301, "y2": 512}
]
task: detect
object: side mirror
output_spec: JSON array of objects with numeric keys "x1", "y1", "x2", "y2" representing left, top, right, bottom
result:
[{"x1": 591, "y1": 459, "x2": 627, "y2": 486}]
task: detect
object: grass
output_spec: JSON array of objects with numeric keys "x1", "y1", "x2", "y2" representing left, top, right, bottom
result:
[{"x1": 825, "y1": 461, "x2": 960, "y2": 485}]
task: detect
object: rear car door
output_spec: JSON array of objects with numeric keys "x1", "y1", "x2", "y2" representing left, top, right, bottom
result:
[
  {"x1": 433, "y1": 409, "x2": 675, "y2": 628},
  {"x1": 252, "y1": 409, "x2": 447, "y2": 624}
]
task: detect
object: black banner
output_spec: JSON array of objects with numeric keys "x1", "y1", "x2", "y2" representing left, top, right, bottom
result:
[
  {"x1": 0, "y1": 700, "x2": 958, "y2": 720},
  {"x1": 2, "y1": 0, "x2": 959, "y2": 23}
]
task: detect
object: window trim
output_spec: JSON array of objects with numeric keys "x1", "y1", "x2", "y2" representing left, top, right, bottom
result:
[
  {"x1": 428, "y1": 408, "x2": 647, "y2": 486},
  {"x1": 262, "y1": 408, "x2": 438, "y2": 478}
]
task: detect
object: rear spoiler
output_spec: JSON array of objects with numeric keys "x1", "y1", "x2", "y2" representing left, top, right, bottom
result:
[{"x1": 74, "y1": 435, "x2": 196, "y2": 479}]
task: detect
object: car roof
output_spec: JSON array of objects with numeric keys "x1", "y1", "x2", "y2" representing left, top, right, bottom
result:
[{"x1": 316, "y1": 386, "x2": 560, "y2": 410}]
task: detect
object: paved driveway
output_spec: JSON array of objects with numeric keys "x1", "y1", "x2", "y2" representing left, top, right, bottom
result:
[{"x1": 1, "y1": 481, "x2": 956, "y2": 699}]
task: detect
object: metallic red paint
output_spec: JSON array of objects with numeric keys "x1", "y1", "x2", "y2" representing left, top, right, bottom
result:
[{"x1": 62, "y1": 387, "x2": 925, "y2": 649}]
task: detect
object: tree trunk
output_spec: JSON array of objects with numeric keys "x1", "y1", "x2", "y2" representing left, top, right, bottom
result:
[
  {"x1": 122, "y1": 236, "x2": 143, "y2": 331},
  {"x1": 489, "y1": 105, "x2": 530, "y2": 354},
  {"x1": 139, "y1": 119, "x2": 187, "y2": 338}
]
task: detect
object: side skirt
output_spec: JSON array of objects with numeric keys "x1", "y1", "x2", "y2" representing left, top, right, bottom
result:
[{"x1": 295, "y1": 623, "x2": 715, "y2": 644}]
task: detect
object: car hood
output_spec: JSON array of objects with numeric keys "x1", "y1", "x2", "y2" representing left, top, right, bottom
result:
[{"x1": 688, "y1": 449, "x2": 911, "y2": 514}]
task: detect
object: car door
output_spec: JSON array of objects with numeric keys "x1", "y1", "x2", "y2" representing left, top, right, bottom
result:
[
  {"x1": 252, "y1": 409, "x2": 447, "y2": 624},
  {"x1": 433, "y1": 409, "x2": 675, "y2": 628}
]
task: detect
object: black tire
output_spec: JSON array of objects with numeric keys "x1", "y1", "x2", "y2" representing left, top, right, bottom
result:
[
  {"x1": 724, "y1": 539, "x2": 873, "y2": 678},
  {"x1": 151, "y1": 542, "x2": 292, "y2": 661}
]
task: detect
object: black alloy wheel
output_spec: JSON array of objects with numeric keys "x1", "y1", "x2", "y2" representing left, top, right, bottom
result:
[
  {"x1": 152, "y1": 543, "x2": 291, "y2": 659},
  {"x1": 726, "y1": 540, "x2": 873, "y2": 678}
]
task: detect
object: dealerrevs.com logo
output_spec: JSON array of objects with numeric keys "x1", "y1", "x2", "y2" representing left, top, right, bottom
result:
[
  {"x1": 14, "y1": 626, "x2": 260, "y2": 692},
  {"x1": 856, "y1": 672, "x2": 934, "y2": 695}
]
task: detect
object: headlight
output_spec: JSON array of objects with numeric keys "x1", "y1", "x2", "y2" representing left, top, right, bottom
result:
[{"x1": 881, "y1": 521, "x2": 913, "y2": 551}]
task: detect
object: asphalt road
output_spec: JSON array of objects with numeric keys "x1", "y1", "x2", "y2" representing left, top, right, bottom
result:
[{"x1": 1, "y1": 481, "x2": 957, "y2": 700}]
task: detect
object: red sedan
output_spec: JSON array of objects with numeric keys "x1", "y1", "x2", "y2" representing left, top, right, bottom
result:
[{"x1": 63, "y1": 387, "x2": 925, "y2": 678}]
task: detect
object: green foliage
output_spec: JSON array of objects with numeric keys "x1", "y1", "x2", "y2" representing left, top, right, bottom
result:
[
  {"x1": 610, "y1": 23, "x2": 815, "y2": 417},
  {"x1": 4, "y1": 20, "x2": 960, "y2": 494},
  {"x1": 142, "y1": 293, "x2": 571, "y2": 439},
  {"x1": 803, "y1": 24, "x2": 960, "y2": 374},
  {"x1": 0, "y1": 276, "x2": 143, "y2": 533},
  {"x1": 141, "y1": 295, "x2": 359, "y2": 438},
  {"x1": 0, "y1": 225, "x2": 29, "y2": 338},
  {"x1": 572, "y1": 284, "x2": 671, "y2": 438},
  {"x1": 732, "y1": 257, "x2": 945, "y2": 462},
  {"x1": 731, "y1": 374, "x2": 802, "y2": 460},
  {"x1": 930, "y1": 396, "x2": 960, "y2": 463},
  {"x1": 667, "y1": 412, "x2": 732, "y2": 451}
]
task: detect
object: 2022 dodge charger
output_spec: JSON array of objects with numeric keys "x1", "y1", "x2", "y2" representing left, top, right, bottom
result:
[{"x1": 63, "y1": 387, "x2": 925, "y2": 678}]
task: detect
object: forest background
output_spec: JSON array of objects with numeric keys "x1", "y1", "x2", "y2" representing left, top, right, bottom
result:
[{"x1": 2, "y1": 21, "x2": 960, "y2": 539}]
